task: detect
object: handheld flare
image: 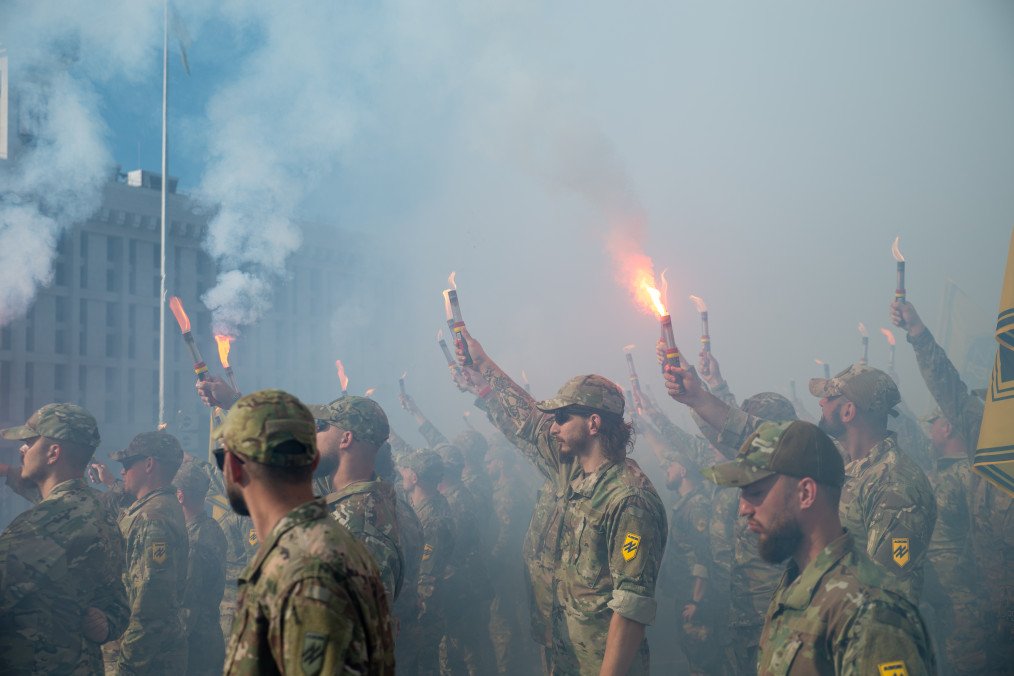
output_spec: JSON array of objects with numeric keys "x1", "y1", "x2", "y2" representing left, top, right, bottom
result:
[
  {"x1": 815, "y1": 358, "x2": 831, "y2": 380},
  {"x1": 437, "y1": 330, "x2": 457, "y2": 367},
  {"x1": 689, "y1": 295, "x2": 711, "y2": 376},
  {"x1": 521, "y1": 369, "x2": 532, "y2": 394},
  {"x1": 880, "y1": 327, "x2": 897, "y2": 370},
  {"x1": 858, "y1": 323, "x2": 869, "y2": 365},
  {"x1": 215, "y1": 334, "x2": 239, "y2": 392},
  {"x1": 169, "y1": 296, "x2": 209, "y2": 382},
  {"x1": 623, "y1": 346, "x2": 645, "y2": 411},
  {"x1": 892, "y1": 236, "x2": 906, "y2": 307},
  {"x1": 399, "y1": 371, "x2": 408, "y2": 397},
  {"x1": 442, "y1": 272, "x2": 472, "y2": 366},
  {"x1": 335, "y1": 360, "x2": 349, "y2": 396}
]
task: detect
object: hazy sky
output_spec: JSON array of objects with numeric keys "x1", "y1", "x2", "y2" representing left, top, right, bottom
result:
[{"x1": 3, "y1": 1, "x2": 1013, "y2": 437}]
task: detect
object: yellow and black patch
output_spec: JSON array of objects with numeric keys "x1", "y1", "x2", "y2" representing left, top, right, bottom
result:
[
  {"x1": 878, "y1": 661, "x2": 908, "y2": 676},
  {"x1": 622, "y1": 532, "x2": 641, "y2": 562},
  {"x1": 300, "y1": 631, "x2": 327, "y2": 676},
  {"x1": 150, "y1": 541, "x2": 168, "y2": 565},
  {"x1": 248, "y1": 528, "x2": 258, "y2": 547},
  {"x1": 892, "y1": 538, "x2": 910, "y2": 567},
  {"x1": 422, "y1": 544, "x2": 434, "y2": 561}
]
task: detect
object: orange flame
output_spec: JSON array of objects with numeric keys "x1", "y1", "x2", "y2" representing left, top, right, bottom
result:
[
  {"x1": 688, "y1": 295, "x2": 707, "y2": 314},
  {"x1": 891, "y1": 236, "x2": 905, "y2": 263},
  {"x1": 364, "y1": 387, "x2": 376, "y2": 397},
  {"x1": 644, "y1": 283, "x2": 667, "y2": 317},
  {"x1": 448, "y1": 271, "x2": 457, "y2": 290},
  {"x1": 857, "y1": 322, "x2": 868, "y2": 337},
  {"x1": 214, "y1": 334, "x2": 233, "y2": 368},
  {"x1": 335, "y1": 360, "x2": 349, "y2": 392},
  {"x1": 879, "y1": 327, "x2": 896, "y2": 346},
  {"x1": 814, "y1": 358, "x2": 826, "y2": 366},
  {"x1": 168, "y1": 296, "x2": 191, "y2": 333},
  {"x1": 623, "y1": 344, "x2": 636, "y2": 353},
  {"x1": 401, "y1": 371, "x2": 408, "y2": 380},
  {"x1": 442, "y1": 290, "x2": 453, "y2": 320},
  {"x1": 521, "y1": 369, "x2": 529, "y2": 384}
]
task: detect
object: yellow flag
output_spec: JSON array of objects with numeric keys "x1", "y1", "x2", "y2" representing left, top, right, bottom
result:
[{"x1": 974, "y1": 228, "x2": 1014, "y2": 496}]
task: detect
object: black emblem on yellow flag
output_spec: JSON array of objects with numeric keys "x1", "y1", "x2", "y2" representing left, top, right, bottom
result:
[
  {"x1": 301, "y1": 631, "x2": 326, "y2": 676},
  {"x1": 622, "y1": 533, "x2": 641, "y2": 562},
  {"x1": 878, "y1": 661, "x2": 909, "y2": 676},
  {"x1": 151, "y1": 541, "x2": 168, "y2": 565},
  {"x1": 892, "y1": 538, "x2": 910, "y2": 567},
  {"x1": 247, "y1": 528, "x2": 258, "y2": 547}
]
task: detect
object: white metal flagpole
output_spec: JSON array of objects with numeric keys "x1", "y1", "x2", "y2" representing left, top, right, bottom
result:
[{"x1": 158, "y1": 0, "x2": 168, "y2": 427}]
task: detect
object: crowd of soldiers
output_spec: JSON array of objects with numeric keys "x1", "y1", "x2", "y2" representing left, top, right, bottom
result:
[{"x1": 0, "y1": 296, "x2": 1010, "y2": 675}]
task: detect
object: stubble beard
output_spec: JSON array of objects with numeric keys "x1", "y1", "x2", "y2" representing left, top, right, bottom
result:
[
  {"x1": 226, "y1": 482, "x2": 250, "y2": 517},
  {"x1": 818, "y1": 414, "x2": 846, "y2": 440},
  {"x1": 757, "y1": 511, "x2": 803, "y2": 564}
]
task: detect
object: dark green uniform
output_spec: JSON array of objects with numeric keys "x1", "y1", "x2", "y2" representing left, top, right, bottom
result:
[
  {"x1": 412, "y1": 492, "x2": 455, "y2": 676},
  {"x1": 183, "y1": 512, "x2": 228, "y2": 675}
]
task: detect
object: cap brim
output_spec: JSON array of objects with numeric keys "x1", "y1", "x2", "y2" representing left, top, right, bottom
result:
[
  {"x1": 307, "y1": 404, "x2": 331, "y2": 420},
  {"x1": 535, "y1": 398, "x2": 569, "y2": 413},
  {"x1": 1, "y1": 425, "x2": 37, "y2": 440},
  {"x1": 110, "y1": 449, "x2": 143, "y2": 462},
  {"x1": 702, "y1": 458, "x2": 776, "y2": 487},
  {"x1": 808, "y1": 378, "x2": 842, "y2": 398}
]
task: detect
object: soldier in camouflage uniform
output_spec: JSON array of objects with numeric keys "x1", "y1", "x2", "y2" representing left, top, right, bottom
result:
[
  {"x1": 104, "y1": 431, "x2": 189, "y2": 674},
  {"x1": 435, "y1": 443, "x2": 496, "y2": 676},
  {"x1": 0, "y1": 404, "x2": 129, "y2": 674},
  {"x1": 664, "y1": 361, "x2": 937, "y2": 606},
  {"x1": 706, "y1": 420, "x2": 936, "y2": 675},
  {"x1": 175, "y1": 459, "x2": 228, "y2": 675},
  {"x1": 892, "y1": 299, "x2": 1014, "y2": 670},
  {"x1": 399, "y1": 449, "x2": 455, "y2": 676},
  {"x1": 218, "y1": 389, "x2": 394, "y2": 675},
  {"x1": 457, "y1": 329, "x2": 667, "y2": 676},
  {"x1": 310, "y1": 396, "x2": 404, "y2": 603}
]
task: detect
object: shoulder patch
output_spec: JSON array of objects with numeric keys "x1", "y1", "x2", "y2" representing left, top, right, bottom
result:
[
  {"x1": 300, "y1": 631, "x2": 327, "y2": 676},
  {"x1": 878, "y1": 661, "x2": 908, "y2": 676},
  {"x1": 622, "y1": 532, "x2": 641, "y2": 562},
  {"x1": 422, "y1": 543, "x2": 433, "y2": 561},
  {"x1": 891, "y1": 538, "x2": 910, "y2": 567},
  {"x1": 248, "y1": 528, "x2": 258, "y2": 547},
  {"x1": 150, "y1": 540, "x2": 168, "y2": 565}
]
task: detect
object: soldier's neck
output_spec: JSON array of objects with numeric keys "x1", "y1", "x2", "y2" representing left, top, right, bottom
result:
[
  {"x1": 37, "y1": 466, "x2": 79, "y2": 499},
  {"x1": 840, "y1": 426, "x2": 889, "y2": 463},
  {"x1": 793, "y1": 520, "x2": 842, "y2": 572},
  {"x1": 248, "y1": 483, "x2": 316, "y2": 544},
  {"x1": 331, "y1": 452, "x2": 374, "y2": 493},
  {"x1": 578, "y1": 442, "x2": 610, "y2": 475}
]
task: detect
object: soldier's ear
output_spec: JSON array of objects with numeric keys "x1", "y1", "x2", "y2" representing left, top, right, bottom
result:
[
  {"x1": 839, "y1": 401, "x2": 857, "y2": 424},
  {"x1": 45, "y1": 440, "x2": 62, "y2": 465},
  {"x1": 797, "y1": 477, "x2": 818, "y2": 510},
  {"x1": 587, "y1": 413, "x2": 602, "y2": 435}
]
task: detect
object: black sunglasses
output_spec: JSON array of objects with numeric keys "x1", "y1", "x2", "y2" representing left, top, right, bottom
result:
[
  {"x1": 121, "y1": 455, "x2": 147, "y2": 471},
  {"x1": 213, "y1": 448, "x2": 246, "y2": 472},
  {"x1": 315, "y1": 419, "x2": 333, "y2": 433},
  {"x1": 552, "y1": 408, "x2": 595, "y2": 425}
]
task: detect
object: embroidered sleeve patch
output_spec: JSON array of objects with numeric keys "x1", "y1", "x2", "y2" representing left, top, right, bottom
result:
[
  {"x1": 247, "y1": 528, "x2": 258, "y2": 547},
  {"x1": 422, "y1": 544, "x2": 434, "y2": 561},
  {"x1": 891, "y1": 538, "x2": 910, "y2": 567},
  {"x1": 622, "y1": 533, "x2": 641, "y2": 562},
  {"x1": 301, "y1": 631, "x2": 327, "y2": 676},
  {"x1": 878, "y1": 661, "x2": 908, "y2": 676},
  {"x1": 150, "y1": 541, "x2": 168, "y2": 565}
]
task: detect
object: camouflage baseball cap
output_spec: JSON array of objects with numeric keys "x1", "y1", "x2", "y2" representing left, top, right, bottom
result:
[
  {"x1": 435, "y1": 443, "x2": 465, "y2": 470},
  {"x1": 453, "y1": 430, "x2": 488, "y2": 460},
  {"x1": 704, "y1": 420, "x2": 844, "y2": 488},
  {"x1": 536, "y1": 374, "x2": 624, "y2": 416},
  {"x1": 2, "y1": 403, "x2": 100, "y2": 448},
  {"x1": 219, "y1": 389, "x2": 317, "y2": 467},
  {"x1": 741, "y1": 392, "x2": 797, "y2": 421},
  {"x1": 400, "y1": 449, "x2": 445, "y2": 485},
  {"x1": 111, "y1": 431, "x2": 184, "y2": 465},
  {"x1": 809, "y1": 364, "x2": 900, "y2": 417},
  {"x1": 173, "y1": 459, "x2": 211, "y2": 498},
  {"x1": 308, "y1": 395, "x2": 390, "y2": 448}
]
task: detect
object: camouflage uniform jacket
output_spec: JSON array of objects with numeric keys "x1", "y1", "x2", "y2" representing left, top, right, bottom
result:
[
  {"x1": 440, "y1": 480, "x2": 492, "y2": 600},
  {"x1": 0, "y1": 478, "x2": 129, "y2": 674},
  {"x1": 412, "y1": 491, "x2": 455, "y2": 609},
  {"x1": 391, "y1": 487, "x2": 423, "y2": 625},
  {"x1": 840, "y1": 434, "x2": 936, "y2": 603},
  {"x1": 218, "y1": 510, "x2": 259, "y2": 583},
  {"x1": 663, "y1": 486, "x2": 712, "y2": 601},
  {"x1": 116, "y1": 485, "x2": 190, "y2": 673},
  {"x1": 480, "y1": 378, "x2": 667, "y2": 674},
  {"x1": 758, "y1": 531, "x2": 935, "y2": 675},
  {"x1": 325, "y1": 477, "x2": 404, "y2": 602},
  {"x1": 647, "y1": 409, "x2": 714, "y2": 474},
  {"x1": 928, "y1": 457, "x2": 980, "y2": 583},
  {"x1": 183, "y1": 512, "x2": 228, "y2": 646},
  {"x1": 223, "y1": 498, "x2": 395, "y2": 675}
]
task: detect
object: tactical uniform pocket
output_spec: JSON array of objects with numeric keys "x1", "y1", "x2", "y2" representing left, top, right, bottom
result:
[
  {"x1": 575, "y1": 517, "x2": 607, "y2": 587},
  {"x1": 765, "y1": 636, "x2": 802, "y2": 675}
]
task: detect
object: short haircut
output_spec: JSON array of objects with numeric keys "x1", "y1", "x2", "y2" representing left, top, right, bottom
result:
[{"x1": 47, "y1": 437, "x2": 97, "y2": 472}]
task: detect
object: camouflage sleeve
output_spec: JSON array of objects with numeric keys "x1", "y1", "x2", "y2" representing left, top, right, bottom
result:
[
  {"x1": 836, "y1": 599, "x2": 935, "y2": 676},
  {"x1": 274, "y1": 576, "x2": 362, "y2": 675},
  {"x1": 691, "y1": 406, "x2": 765, "y2": 460},
  {"x1": 490, "y1": 490, "x2": 514, "y2": 561},
  {"x1": 4, "y1": 470, "x2": 41, "y2": 503},
  {"x1": 685, "y1": 497, "x2": 712, "y2": 581},
  {"x1": 889, "y1": 406, "x2": 935, "y2": 473},
  {"x1": 361, "y1": 533, "x2": 402, "y2": 603},
  {"x1": 417, "y1": 420, "x2": 450, "y2": 448},
  {"x1": 707, "y1": 379, "x2": 738, "y2": 407},
  {"x1": 117, "y1": 516, "x2": 187, "y2": 672},
  {"x1": 862, "y1": 480, "x2": 936, "y2": 598},
  {"x1": 908, "y1": 328, "x2": 984, "y2": 453},
  {"x1": 647, "y1": 410, "x2": 713, "y2": 472},
  {"x1": 90, "y1": 522, "x2": 130, "y2": 643},
  {"x1": 0, "y1": 508, "x2": 62, "y2": 610},
  {"x1": 387, "y1": 431, "x2": 415, "y2": 459},
  {"x1": 606, "y1": 495, "x2": 667, "y2": 626},
  {"x1": 183, "y1": 527, "x2": 227, "y2": 625},
  {"x1": 418, "y1": 517, "x2": 454, "y2": 604}
]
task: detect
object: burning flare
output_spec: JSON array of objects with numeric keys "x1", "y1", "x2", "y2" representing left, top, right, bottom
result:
[
  {"x1": 442, "y1": 290, "x2": 453, "y2": 320},
  {"x1": 688, "y1": 295, "x2": 708, "y2": 314},
  {"x1": 437, "y1": 329, "x2": 444, "y2": 341},
  {"x1": 644, "y1": 284, "x2": 667, "y2": 317},
  {"x1": 814, "y1": 358, "x2": 826, "y2": 366},
  {"x1": 448, "y1": 271, "x2": 457, "y2": 289},
  {"x1": 168, "y1": 296, "x2": 191, "y2": 333},
  {"x1": 214, "y1": 335, "x2": 233, "y2": 368},
  {"x1": 857, "y1": 323, "x2": 869, "y2": 337},
  {"x1": 521, "y1": 369, "x2": 530, "y2": 384},
  {"x1": 623, "y1": 344, "x2": 636, "y2": 353},
  {"x1": 335, "y1": 360, "x2": 349, "y2": 393},
  {"x1": 892, "y1": 236, "x2": 905, "y2": 263},
  {"x1": 364, "y1": 387, "x2": 376, "y2": 398},
  {"x1": 401, "y1": 371, "x2": 408, "y2": 380},
  {"x1": 879, "y1": 327, "x2": 896, "y2": 346}
]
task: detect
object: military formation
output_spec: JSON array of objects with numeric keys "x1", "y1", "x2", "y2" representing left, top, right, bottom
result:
[{"x1": 0, "y1": 295, "x2": 1011, "y2": 675}]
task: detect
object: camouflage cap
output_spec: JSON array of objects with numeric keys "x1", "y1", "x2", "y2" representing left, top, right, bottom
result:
[
  {"x1": 2, "y1": 403, "x2": 100, "y2": 448},
  {"x1": 111, "y1": 431, "x2": 184, "y2": 465},
  {"x1": 309, "y1": 395, "x2": 390, "y2": 448},
  {"x1": 434, "y1": 442, "x2": 465, "y2": 470},
  {"x1": 400, "y1": 449, "x2": 445, "y2": 485},
  {"x1": 704, "y1": 420, "x2": 844, "y2": 488},
  {"x1": 809, "y1": 364, "x2": 900, "y2": 417},
  {"x1": 535, "y1": 374, "x2": 624, "y2": 416},
  {"x1": 173, "y1": 459, "x2": 211, "y2": 498},
  {"x1": 741, "y1": 392, "x2": 798, "y2": 421},
  {"x1": 220, "y1": 389, "x2": 317, "y2": 467},
  {"x1": 453, "y1": 430, "x2": 489, "y2": 460}
]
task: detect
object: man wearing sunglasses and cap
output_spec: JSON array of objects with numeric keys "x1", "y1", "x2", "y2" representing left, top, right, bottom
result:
[
  {"x1": 105, "y1": 429, "x2": 190, "y2": 674},
  {"x1": 216, "y1": 388, "x2": 394, "y2": 675},
  {"x1": 455, "y1": 329, "x2": 667, "y2": 676},
  {"x1": 0, "y1": 403, "x2": 129, "y2": 674},
  {"x1": 705, "y1": 419, "x2": 935, "y2": 675}
]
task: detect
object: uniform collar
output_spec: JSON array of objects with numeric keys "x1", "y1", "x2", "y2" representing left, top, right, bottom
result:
[
  {"x1": 570, "y1": 459, "x2": 619, "y2": 497},
  {"x1": 46, "y1": 477, "x2": 87, "y2": 499},
  {"x1": 935, "y1": 455, "x2": 966, "y2": 471},
  {"x1": 326, "y1": 475, "x2": 384, "y2": 504},
  {"x1": 242, "y1": 498, "x2": 327, "y2": 583},
  {"x1": 776, "y1": 530, "x2": 853, "y2": 610},
  {"x1": 669, "y1": 484, "x2": 703, "y2": 513},
  {"x1": 846, "y1": 433, "x2": 897, "y2": 475},
  {"x1": 125, "y1": 485, "x2": 176, "y2": 515}
]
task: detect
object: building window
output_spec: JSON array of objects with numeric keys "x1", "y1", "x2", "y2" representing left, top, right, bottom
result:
[
  {"x1": 25, "y1": 324, "x2": 34, "y2": 352},
  {"x1": 105, "y1": 399, "x2": 116, "y2": 423},
  {"x1": 1, "y1": 326, "x2": 10, "y2": 350},
  {"x1": 105, "y1": 367, "x2": 116, "y2": 390},
  {"x1": 55, "y1": 364, "x2": 67, "y2": 392},
  {"x1": 55, "y1": 296, "x2": 68, "y2": 323},
  {"x1": 105, "y1": 333, "x2": 118, "y2": 358},
  {"x1": 24, "y1": 363, "x2": 34, "y2": 418},
  {"x1": 107, "y1": 235, "x2": 122, "y2": 262},
  {"x1": 153, "y1": 307, "x2": 160, "y2": 330},
  {"x1": 128, "y1": 333, "x2": 136, "y2": 359},
  {"x1": 79, "y1": 365, "x2": 88, "y2": 394},
  {"x1": 106, "y1": 302, "x2": 119, "y2": 328},
  {"x1": 80, "y1": 265, "x2": 88, "y2": 289},
  {"x1": 79, "y1": 331, "x2": 87, "y2": 356},
  {"x1": 0, "y1": 362, "x2": 10, "y2": 419},
  {"x1": 152, "y1": 275, "x2": 160, "y2": 297},
  {"x1": 129, "y1": 239, "x2": 137, "y2": 265},
  {"x1": 80, "y1": 231, "x2": 89, "y2": 257},
  {"x1": 55, "y1": 262, "x2": 68, "y2": 286},
  {"x1": 55, "y1": 329, "x2": 66, "y2": 354},
  {"x1": 79, "y1": 299, "x2": 88, "y2": 325},
  {"x1": 106, "y1": 268, "x2": 119, "y2": 292}
]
